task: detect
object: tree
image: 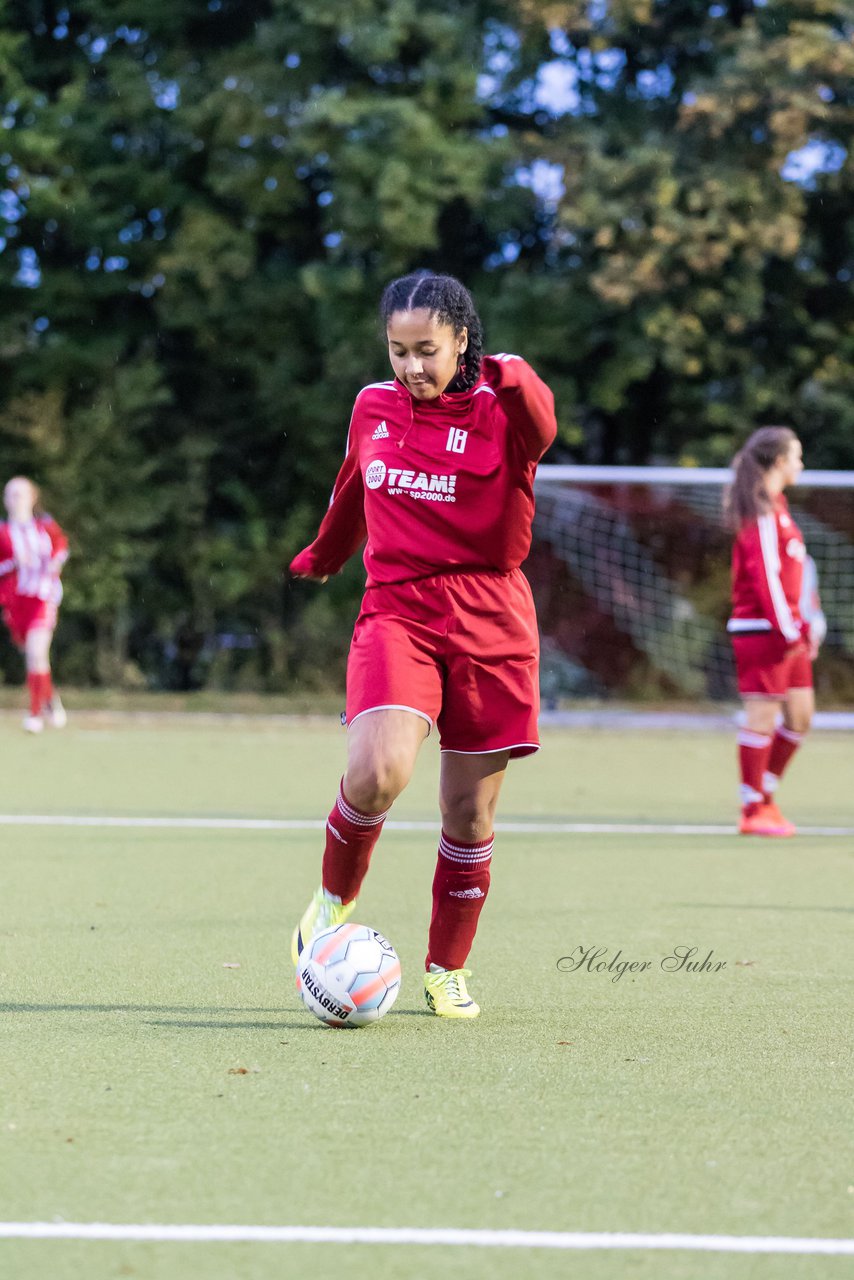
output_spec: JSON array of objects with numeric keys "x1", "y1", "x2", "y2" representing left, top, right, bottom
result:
[
  {"x1": 1, "y1": 0, "x2": 852, "y2": 688},
  {"x1": 0, "y1": 0, "x2": 517, "y2": 685},
  {"x1": 484, "y1": 0, "x2": 854, "y2": 464}
]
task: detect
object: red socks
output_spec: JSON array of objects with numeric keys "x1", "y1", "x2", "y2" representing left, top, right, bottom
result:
[
  {"x1": 426, "y1": 831, "x2": 494, "y2": 972},
  {"x1": 739, "y1": 726, "x2": 805, "y2": 811},
  {"x1": 27, "y1": 672, "x2": 52, "y2": 717},
  {"x1": 321, "y1": 785, "x2": 388, "y2": 905},
  {"x1": 738, "y1": 729, "x2": 772, "y2": 814},
  {"x1": 320, "y1": 802, "x2": 495, "y2": 968},
  {"x1": 764, "y1": 727, "x2": 803, "y2": 800},
  {"x1": 27, "y1": 673, "x2": 41, "y2": 717}
]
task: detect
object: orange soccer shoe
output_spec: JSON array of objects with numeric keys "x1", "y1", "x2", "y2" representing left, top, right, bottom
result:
[
  {"x1": 760, "y1": 801, "x2": 797, "y2": 836},
  {"x1": 739, "y1": 803, "x2": 796, "y2": 838}
]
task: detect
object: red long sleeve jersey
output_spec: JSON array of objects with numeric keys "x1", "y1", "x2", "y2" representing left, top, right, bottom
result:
[
  {"x1": 727, "y1": 496, "x2": 805, "y2": 643},
  {"x1": 291, "y1": 355, "x2": 557, "y2": 586},
  {"x1": 0, "y1": 516, "x2": 69, "y2": 605}
]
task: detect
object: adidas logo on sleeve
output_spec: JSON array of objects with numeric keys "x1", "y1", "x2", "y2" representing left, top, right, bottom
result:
[{"x1": 371, "y1": 421, "x2": 390, "y2": 440}]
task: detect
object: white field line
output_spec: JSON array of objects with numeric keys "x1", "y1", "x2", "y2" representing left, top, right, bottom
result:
[
  {"x1": 0, "y1": 1223, "x2": 853, "y2": 1253},
  {"x1": 0, "y1": 708, "x2": 852, "y2": 731},
  {"x1": 0, "y1": 814, "x2": 852, "y2": 837}
]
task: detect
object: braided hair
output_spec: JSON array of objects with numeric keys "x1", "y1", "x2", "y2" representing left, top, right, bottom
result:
[
  {"x1": 379, "y1": 271, "x2": 484, "y2": 392},
  {"x1": 725, "y1": 426, "x2": 798, "y2": 528}
]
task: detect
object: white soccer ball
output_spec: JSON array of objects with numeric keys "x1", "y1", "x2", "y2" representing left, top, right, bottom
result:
[{"x1": 296, "y1": 923, "x2": 402, "y2": 1029}]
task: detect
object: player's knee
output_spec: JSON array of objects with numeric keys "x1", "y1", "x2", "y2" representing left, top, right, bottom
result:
[
  {"x1": 345, "y1": 758, "x2": 408, "y2": 812},
  {"x1": 745, "y1": 708, "x2": 778, "y2": 736},
  {"x1": 440, "y1": 796, "x2": 494, "y2": 844},
  {"x1": 784, "y1": 698, "x2": 814, "y2": 735},
  {"x1": 787, "y1": 715, "x2": 812, "y2": 735}
]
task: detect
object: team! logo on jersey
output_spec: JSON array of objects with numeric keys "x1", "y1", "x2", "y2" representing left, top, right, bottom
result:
[
  {"x1": 364, "y1": 460, "x2": 457, "y2": 502},
  {"x1": 386, "y1": 469, "x2": 457, "y2": 501}
]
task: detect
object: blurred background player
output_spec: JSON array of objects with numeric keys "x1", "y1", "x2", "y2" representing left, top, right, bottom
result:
[
  {"x1": 0, "y1": 476, "x2": 69, "y2": 733},
  {"x1": 725, "y1": 428, "x2": 822, "y2": 837},
  {"x1": 290, "y1": 271, "x2": 556, "y2": 1017}
]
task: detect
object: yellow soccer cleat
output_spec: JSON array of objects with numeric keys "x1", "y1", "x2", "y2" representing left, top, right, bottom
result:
[
  {"x1": 423, "y1": 967, "x2": 480, "y2": 1019},
  {"x1": 290, "y1": 887, "x2": 357, "y2": 966}
]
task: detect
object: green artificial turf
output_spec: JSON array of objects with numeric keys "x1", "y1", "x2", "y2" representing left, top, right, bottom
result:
[{"x1": 0, "y1": 716, "x2": 852, "y2": 1280}]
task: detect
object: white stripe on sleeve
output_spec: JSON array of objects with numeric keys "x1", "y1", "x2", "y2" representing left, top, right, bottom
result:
[{"x1": 757, "y1": 514, "x2": 799, "y2": 641}]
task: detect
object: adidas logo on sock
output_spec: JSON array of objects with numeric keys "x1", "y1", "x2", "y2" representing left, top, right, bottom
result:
[
  {"x1": 371, "y1": 420, "x2": 389, "y2": 440},
  {"x1": 448, "y1": 887, "x2": 484, "y2": 899}
]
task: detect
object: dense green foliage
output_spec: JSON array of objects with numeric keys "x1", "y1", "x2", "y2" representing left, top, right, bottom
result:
[{"x1": 0, "y1": 1, "x2": 852, "y2": 687}]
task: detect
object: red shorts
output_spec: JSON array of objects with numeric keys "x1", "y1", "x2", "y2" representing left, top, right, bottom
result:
[
  {"x1": 2, "y1": 596, "x2": 58, "y2": 648},
  {"x1": 346, "y1": 568, "x2": 540, "y2": 757},
  {"x1": 731, "y1": 632, "x2": 812, "y2": 698}
]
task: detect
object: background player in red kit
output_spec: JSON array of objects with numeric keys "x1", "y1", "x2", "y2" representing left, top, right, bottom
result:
[
  {"x1": 725, "y1": 427, "x2": 822, "y2": 837},
  {"x1": 290, "y1": 272, "x2": 557, "y2": 1017},
  {"x1": 0, "y1": 476, "x2": 69, "y2": 733}
]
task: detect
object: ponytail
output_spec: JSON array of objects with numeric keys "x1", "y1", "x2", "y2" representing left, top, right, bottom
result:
[{"x1": 725, "y1": 426, "x2": 798, "y2": 528}]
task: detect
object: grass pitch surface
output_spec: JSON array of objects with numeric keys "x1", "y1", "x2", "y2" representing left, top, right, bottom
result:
[{"x1": 1, "y1": 714, "x2": 852, "y2": 1280}]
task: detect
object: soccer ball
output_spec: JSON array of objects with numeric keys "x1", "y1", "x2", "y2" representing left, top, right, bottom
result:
[{"x1": 296, "y1": 923, "x2": 402, "y2": 1029}]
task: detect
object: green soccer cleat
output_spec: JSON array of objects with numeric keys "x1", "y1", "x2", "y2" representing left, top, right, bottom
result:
[
  {"x1": 423, "y1": 967, "x2": 480, "y2": 1019},
  {"x1": 291, "y1": 886, "x2": 357, "y2": 966}
]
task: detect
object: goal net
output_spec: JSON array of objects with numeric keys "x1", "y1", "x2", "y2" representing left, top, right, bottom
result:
[{"x1": 531, "y1": 466, "x2": 854, "y2": 704}]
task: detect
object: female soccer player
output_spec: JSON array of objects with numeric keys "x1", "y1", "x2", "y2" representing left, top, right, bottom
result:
[
  {"x1": 290, "y1": 272, "x2": 557, "y2": 1017},
  {"x1": 0, "y1": 476, "x2": 69, "y2": 733},
  {"x1": 726, "y1": 427, "x2": 821, "y2": 837}
]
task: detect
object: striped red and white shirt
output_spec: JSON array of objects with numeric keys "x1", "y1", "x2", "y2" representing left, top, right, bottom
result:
[
  {"x1": 727, "y1": 495, "x2": 804, "y2": 643},
  {"x1": 0, "y1": 516, "x2": 69, "y2": 605}
]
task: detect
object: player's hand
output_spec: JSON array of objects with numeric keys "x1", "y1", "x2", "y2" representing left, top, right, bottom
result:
[
  {"x1": 289, "y1": 550, "x2": 328, "y2": 584},
  {"x1": 480, "y1": 353, "x2": 522, "y2": 388},
  {"x1": 786, "y1": 620, "x2": 815, "y2": 659}
]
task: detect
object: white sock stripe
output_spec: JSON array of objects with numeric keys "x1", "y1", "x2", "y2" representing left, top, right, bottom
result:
[
  {"x1": 439, "y1": 837, "x2": 494, "y2": 866},
  {"x1": 439, "y1": 842, "x2": 494, "y2": 857},
  {"x1": 440, "y1": 849, "x2": 494, "y2": 860},
  {"x1": 336, "y1": 791, "x2": 388, "y2": 827},
  {"x1": 439, "y1": 833, "x2": 494, "y2": 854},
  {"x1": 439, "y1": 839, "x2": 494, "y2": 856},
  {"x1": 439, "y1": 847, "x2": 494, "y2": 861},
  {"x1": 737, "y1": 731, "x2": 773, "y2": 749},
  {"x1": 777, "y1": 726, "x2": 803, "y2": 744},
  {"x1": 439, "y1": 851, "x2": 494, "y2": 866}
]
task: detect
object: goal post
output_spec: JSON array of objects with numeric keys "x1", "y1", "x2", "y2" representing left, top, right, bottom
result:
[{"x1": 531, "y1": 466, "x2": 854, "y2": 704}]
